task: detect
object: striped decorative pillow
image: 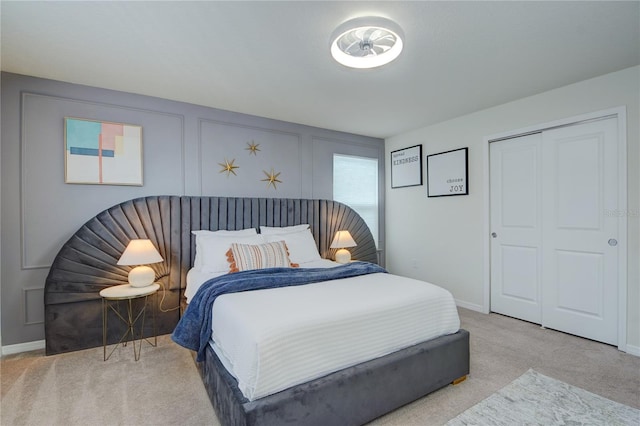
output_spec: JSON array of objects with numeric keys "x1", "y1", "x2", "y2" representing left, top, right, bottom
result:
[{"x1": 227, "y1": 240, "x2": 299, "y2": 273}]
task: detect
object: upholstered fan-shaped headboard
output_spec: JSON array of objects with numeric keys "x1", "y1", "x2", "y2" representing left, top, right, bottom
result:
[{"x1": 44, "y1": 196, "x2": 378, "y2": 355}]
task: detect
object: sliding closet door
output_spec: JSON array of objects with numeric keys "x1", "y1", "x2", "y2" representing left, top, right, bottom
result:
[
  {"x1": 490, "y1": 133, "x2": 543, "y2": 323},
  {"x1": 541, "y1": 117, "x2": 619, "y2": 345},
  {"x1": 490, "y1": 117, "x2": 620, "y2": 346}
]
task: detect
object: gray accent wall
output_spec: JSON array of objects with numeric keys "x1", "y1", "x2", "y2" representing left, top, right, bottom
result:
[{"x1": 1, "y1": 72, "x2": 384, "y2": 347}]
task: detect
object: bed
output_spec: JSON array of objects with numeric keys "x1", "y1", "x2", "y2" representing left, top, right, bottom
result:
[{"x1": 44, "y1": 196, "x2": 469, "y2": 426}]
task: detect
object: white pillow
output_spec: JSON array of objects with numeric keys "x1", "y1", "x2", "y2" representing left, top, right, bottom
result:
[
  {"x1": 196, "y1": 234, "x2": 264, "y2": 273},
  {"x1": 262, "y1": 228, "x2": 321, "y2": 264},
  {"x1": 260, "y1": 224, "x2": 310, "y2": 235},
  {"x1": 192, "y1": 228, "x2": 257, "y2": 270}
]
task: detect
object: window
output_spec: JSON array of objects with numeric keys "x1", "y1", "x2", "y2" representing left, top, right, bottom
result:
[{"x1": 333, "y1": 154, "x2": 379, "y2": 247}]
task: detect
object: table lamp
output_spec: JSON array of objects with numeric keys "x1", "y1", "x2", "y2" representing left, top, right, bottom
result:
[
  {"x1": 330, "y1": 230, "x2": 357, "y2": 264},
  {"x1": 117, "y1": 239, "x2": 163, "y2": 287}
]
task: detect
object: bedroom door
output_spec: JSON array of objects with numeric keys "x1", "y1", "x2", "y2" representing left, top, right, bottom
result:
[{"x1": 490, "y1": 117, "x2": 620, "y2": 345}]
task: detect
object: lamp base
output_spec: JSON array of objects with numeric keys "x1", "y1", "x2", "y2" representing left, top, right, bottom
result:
[
  {"x1": 334, "y1": 248, "x2": 352, "y2": 264},
  {"x1": 128, "y1": 266, "x2": 155, "y2": 287}
]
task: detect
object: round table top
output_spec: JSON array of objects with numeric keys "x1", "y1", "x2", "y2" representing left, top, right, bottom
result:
[{"x1": 99, "y1": 283, "x2": 160, "y2": 300}]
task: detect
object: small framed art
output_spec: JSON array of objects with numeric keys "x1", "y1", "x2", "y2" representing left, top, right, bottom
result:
[
  {"x1": 391, "y1": 144, "x2": 422, "y2": 188},
  {"x1": 426, "y1": 147, "x2": 468, "y2": 197},
  {"x1": 64, "y1": 117, "x2": 143, "y2": 186}
]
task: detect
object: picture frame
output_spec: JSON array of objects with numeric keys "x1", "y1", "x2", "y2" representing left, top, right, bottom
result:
[
  {"x1": 64, "y1": 117, "x2": 143, "y2": 186},
  {"x1": 390, "y1": 144, "x2": 422, "y2": 188},
  {"x1": 426, "y1": 147, "x2": 468, "y2": 197}
]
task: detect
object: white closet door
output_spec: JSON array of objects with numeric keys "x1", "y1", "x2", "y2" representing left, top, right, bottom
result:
[
  {"x1": 541, "y1": 117, "x2": 619, "y2": 345},
  {"x1": 490, "y1": 117, "x2": 620, "y2": 346},
  {"x1": 490, "y1": 133, "x2": 543, "y2": 323}
]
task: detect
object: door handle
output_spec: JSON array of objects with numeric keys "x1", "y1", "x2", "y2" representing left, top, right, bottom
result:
[
  {"x1": 491, "y1": 232, "x2": 497, "y2": 238},
  {"x1": 608, "y1": 238, "x2": 618, "y2": 247}
]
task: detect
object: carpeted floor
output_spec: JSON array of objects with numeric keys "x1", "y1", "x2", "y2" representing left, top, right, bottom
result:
[
  {"x1": 1, "y1": 334, "x2": 215, "y2": 425},
  {"x1": 2, "y1": 308, "x2": 639, "y2": 425}
]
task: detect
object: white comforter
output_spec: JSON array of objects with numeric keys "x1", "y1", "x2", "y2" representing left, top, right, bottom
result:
[{"x1": 207, "y1": 265, "x2": 460, "y2": 401}]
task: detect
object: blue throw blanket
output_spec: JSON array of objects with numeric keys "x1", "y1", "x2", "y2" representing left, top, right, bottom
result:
[{"x1": 172, "y1": 262, "x2": 387, "y2": 361}]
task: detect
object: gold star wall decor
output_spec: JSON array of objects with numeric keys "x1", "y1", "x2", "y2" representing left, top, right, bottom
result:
[
  {"x1": 218, "y1": 158, "x2": 239, "y2": 177},
  {"x1": 261, "y1": 168, "x2": 282, "y2": 189},
  {"x1": 246, "y1": 141, "x2": 261, "y2": 155}
]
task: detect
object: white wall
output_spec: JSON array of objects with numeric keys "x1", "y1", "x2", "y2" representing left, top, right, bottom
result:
[{"x1": 385, "y1": 66, "x2": 640, "y2": 351}]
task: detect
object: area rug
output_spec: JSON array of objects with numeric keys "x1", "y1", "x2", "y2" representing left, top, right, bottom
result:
[{"x1": 446, "y1": 369, "x2": 640, "y2": 426}]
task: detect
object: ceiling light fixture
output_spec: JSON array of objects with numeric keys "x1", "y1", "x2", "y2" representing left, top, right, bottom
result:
[{"x1": 330, "y1": 16, "x2": 404, "y2": 69}]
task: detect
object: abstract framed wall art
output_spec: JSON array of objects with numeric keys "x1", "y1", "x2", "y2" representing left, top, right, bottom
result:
[
  {"x1": 391, "y1": 144, "x2": 422, "y2": 188},
  {"x1": 426, "y1": 147, "x2": 468, "y2": 197},
  {"x1": 64, "y1": 118, "x2": 143, "y2": 185}
]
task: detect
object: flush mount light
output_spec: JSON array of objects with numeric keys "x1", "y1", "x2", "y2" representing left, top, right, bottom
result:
[{"x1": 330, "y1": 16, "x2": 404, "y2": 69}]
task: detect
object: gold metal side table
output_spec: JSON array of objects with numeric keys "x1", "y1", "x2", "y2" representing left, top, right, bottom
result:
[{"x1": 99, "y1": 283, "x2": 159, "y2": 361}]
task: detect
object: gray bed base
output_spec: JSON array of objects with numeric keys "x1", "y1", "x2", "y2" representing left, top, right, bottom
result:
[
  {"x1": 43, "y1": 195, "x2": 470, "y2": 424},
  {"x1": 198, "y1": 329, "x2": 470, "y2": 426}
]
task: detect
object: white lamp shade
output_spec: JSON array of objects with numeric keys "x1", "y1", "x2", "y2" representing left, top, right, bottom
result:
[
  {"x1": 330, "y1": 230, "x2": 357, "y2": 249},
  {"x1": 117, "y1": 239, "x2": 163, "y2": 287},
  {"x1": 117, "y1": 239, "x2": 163, "y2": 265}
]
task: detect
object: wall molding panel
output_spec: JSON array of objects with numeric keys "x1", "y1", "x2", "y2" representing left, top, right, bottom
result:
[
  {"x1": 20, "y1": 92, "x2": 186, "y2": 269},
  {"x1": 23, "y1": 287, "x2": 45, "y2": 325}
]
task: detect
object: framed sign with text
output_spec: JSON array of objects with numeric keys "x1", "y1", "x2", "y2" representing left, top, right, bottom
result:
[
  {"x1": 391, "y1": 145, "x2": 422, "y2": 188},
  {"x1": 426, "y1": 147, "x2": 468, "y2": 197}
]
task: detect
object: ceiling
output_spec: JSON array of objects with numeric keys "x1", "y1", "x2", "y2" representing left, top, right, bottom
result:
[{"x1": 2, "y1": 1, "x2": 639, "y2": 139}]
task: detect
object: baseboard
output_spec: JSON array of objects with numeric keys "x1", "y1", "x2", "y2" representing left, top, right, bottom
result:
[
  {"x1": 624, "y1": 344, "x2": 640, "y2": 357},
  {"x1": 455, "y1": 299, "x2": 484, "y2": 313},
  {"x1": 1, "y1": 339, "x2": 45, "y2": 356}
]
